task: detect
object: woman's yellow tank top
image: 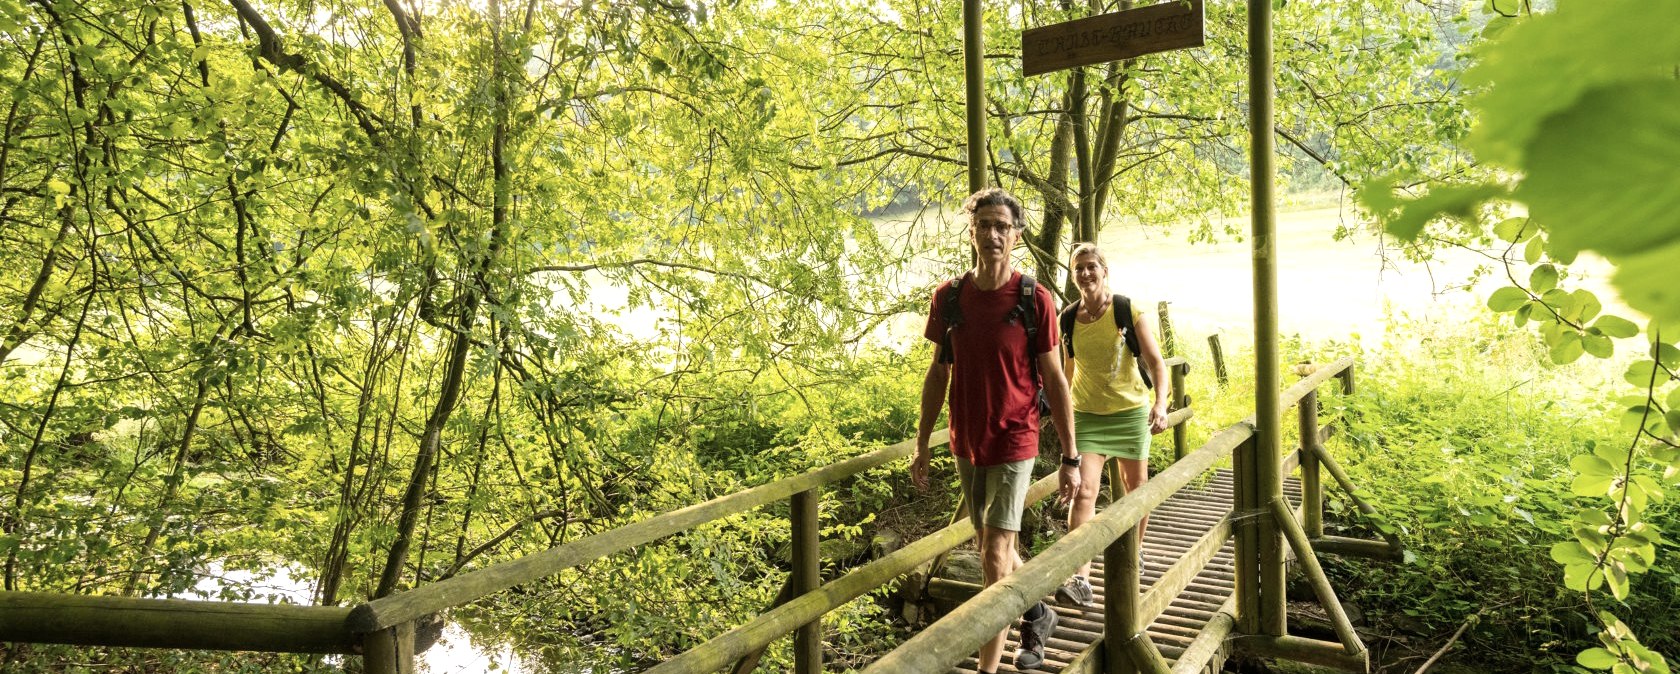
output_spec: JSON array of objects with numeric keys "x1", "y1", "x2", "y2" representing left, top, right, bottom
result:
[{"x1": 1069, "y1": 299, "x2": 1148, "y2": 415}]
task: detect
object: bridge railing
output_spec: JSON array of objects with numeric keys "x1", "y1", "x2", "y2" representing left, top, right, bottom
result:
[
  {"x1": 865, "y1": 356, "x2": 1387, "y2": 674},
  {"x1": 3, "y1": 359, "x2": 1197, "y2": 674},
  {"x1": 2, "y1": 424, "x2": 947, "y2": 669},
  {"x1": 640, "y1": 356, "x2": 1191, "y2": 674}
]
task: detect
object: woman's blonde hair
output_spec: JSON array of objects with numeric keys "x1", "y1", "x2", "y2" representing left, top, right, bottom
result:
[{"x1": 1069, "y1": 242, "x2": 1108, "y2": 270}]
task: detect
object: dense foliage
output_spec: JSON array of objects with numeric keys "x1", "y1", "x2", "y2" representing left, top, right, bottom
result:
[
  {"x1": 2, "y1": 0, "x2": 1665, "y2": 671},
  {"x1": 1320, "y1": 320, "x2": 1676, "y2": 672},
  {"x1": 1361, "y1": 1, "x2": 1679, "y2": 670}
]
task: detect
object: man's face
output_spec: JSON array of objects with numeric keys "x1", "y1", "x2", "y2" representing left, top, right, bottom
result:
[{"x1": 969, "y1": 204, "x2": 1019, "y2": 264}]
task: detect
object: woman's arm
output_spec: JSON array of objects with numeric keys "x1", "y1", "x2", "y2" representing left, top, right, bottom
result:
[{"x1": 1134, "y1": 307, "x2": 1172, "y2": 434}]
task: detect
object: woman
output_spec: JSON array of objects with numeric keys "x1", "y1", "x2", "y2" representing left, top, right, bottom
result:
[{"x1": 1055, "y1": 242, "x2": 1172, "y2": 608}]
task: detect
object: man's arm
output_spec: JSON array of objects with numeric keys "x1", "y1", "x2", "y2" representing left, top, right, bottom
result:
[
  {"x1": 912, "y1": 348, "x2": 951, "y2": 490},
  {"x1": 1038, "y1": 350, "x2": 1081, "y2": 505}
]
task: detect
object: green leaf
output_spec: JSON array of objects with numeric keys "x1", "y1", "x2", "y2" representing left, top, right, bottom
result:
[
  {"x1": 1573, "y1": 474, "x2": 1615, "y2": 498},
  {"x1": 47, "y1": 179, "x2": 71, "y2": 195},
  {"x1": 1593, "y1": 315, "x2": 1640, "y2": 339},
  {"x1": 1465, "y1": 0, "x2": 1680, "y2": 167},
  {"x1": 1572, "y1": 453, "x2": 1616, "y2": 476},
  {"x1": 1530, "y1": 264, "x2": 1559, "y2": 294},
  {"x1": 1658, "y1": 342, "x2": 1680, "y2": 369},
  {"x1": 1619, "y1": 406, "x2": 1649, "y2": 434},
  {"x1": 1372, "y1": 182, "x2": 1509, "y2": 241},
  {"x1": 1563, "y1": 560, "x2": 1597, "y2": 591},
  {"x1": 1613, "y1": 240, "x2": 1680, "y2": 325},
  {"x1": 1583, "y1": 334, "x2": 1614, "y2": 358},
  {"x1": 1595, "y1": 439, "x2": 1632, "y2": 466},
  {"x1": 1569, "y1": 289, "x2": 1603, "y2": 324},
  {"x1": 1551, "y1": 540, "x2": 1596, "y2": 565},
  {"x1": 1580, "y1": 647, "x2": 1620, "y2": 670},
  {"x1": 1551, "y1": 333, "x2": 1585, "y2": 364},
  {"x1": 1518, "y1": 81, "x2": 1680, "y2": 260},
  {"x1": 1487, "y1": 286, "x2": 1530, "y2": 313},
  {"x1": 1493, "y1": 216, "x2": 1534, "y2": 243},
  {"x1": 1606, "y1": 563, "x2": 1630, "y2": 599},
  {"x1": 1625, "y1": 361, "x2": 1658, "y2": 387},
  {"x1": 1524, "y1": 235, "x2": 1544, "y2": 264}
]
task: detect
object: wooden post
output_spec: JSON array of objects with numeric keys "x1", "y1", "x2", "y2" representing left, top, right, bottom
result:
[
  {"x1": 1157, "y1": 301, "x2": 1176, "y2": 357},
  {"x1": 1170, "y1": 362, "x2": 1189, "y2": 462},
  {"x1": 362, "y1": 622, "x2": 414, "y2": 674},
  {"x1": 1101, "y1": 458, "x2": 1144, "y2": 674},
  {"x1": 1298, "y1": 390, "x2": 1323, "y2": 538},
  {"x1": 1104, "y1": 514, "x2": 1143, "y2": 674},
  {"x1": 1248, "y1": 0, "x2": 1286, "y2": 639},
  {"x1": 1208, "y1": 334, "x2": 1229, "y2": 386},
  {"x1": 963, "y1": 0, "x2": 987, "y2": 192},
  {"x1": 1232, "y1": 436, "x2": 1259, "y2": 635},
  {"x1": 791, "y1": 488, "x2": 822, "y2": 674}
]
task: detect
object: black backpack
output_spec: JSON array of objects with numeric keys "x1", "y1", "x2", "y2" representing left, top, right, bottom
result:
[
  {"x1": 938, "y1": 273, "x2": 1052, "y2": 416},
  {"x1": 1059, "y1": 294, "x2": 1154, "y2": 389}
]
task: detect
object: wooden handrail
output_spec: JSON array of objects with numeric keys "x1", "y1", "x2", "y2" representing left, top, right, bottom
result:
[
  {"x1": 1, "y1": 352, "x2": 1243, "y2": 668},
  {"x1": 864, "y1": 357, "x2": 1356, "y2": 674},
  {"x1": 1279, "y1": 357, "x2": 1355, "y2": 410},
  {"x1": 0, "y1": 592, "x2": 356, "y2": 653},
  {"x1": 862, "y1": 419, "x2": 1257, "y2": 673},
  {"x1": 354, "y1": 363, "x2": 1204, "y2": 634},
  {"x1": 645, "y1": 473, "x2": 1059, "y2": 674},
  {"x1": 349, "y1": 429, "x2": 949, "y2": 632}
]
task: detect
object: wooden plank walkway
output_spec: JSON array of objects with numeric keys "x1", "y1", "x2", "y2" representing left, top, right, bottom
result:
[{"x1": 950, "y1": 469, "x2": 1303, "y2": 674}]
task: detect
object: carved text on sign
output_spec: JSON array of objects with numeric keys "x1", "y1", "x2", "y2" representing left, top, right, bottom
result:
[{"x1": 1021, "y1": 0, "x2": 1205, "y2": 77}]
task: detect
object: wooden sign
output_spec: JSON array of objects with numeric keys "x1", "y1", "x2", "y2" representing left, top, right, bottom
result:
[{"x1": 1022, "y1": 0, "x2": 1205, "y2": 77}]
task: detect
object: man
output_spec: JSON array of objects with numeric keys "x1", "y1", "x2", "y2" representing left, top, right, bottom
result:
[{"x1": 912, "y1": 187, "x2": 1081, "y2": 672}]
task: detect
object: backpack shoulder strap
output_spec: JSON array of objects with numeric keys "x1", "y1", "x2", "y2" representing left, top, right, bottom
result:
[
  {"x1": 1018, "y1": 274, "x2": 1039, "y2": 346},
  {"x1": 1019, "y1": 274, "x2": 1042, "y2": 384},
  {"x1": 1114, "y1": 294, "x2": 1137, "y2": 352},
  {"x1": 937, "y1": 275, "x2": 966, "y2": 364},
  {"x1": 1059, "y1": 300, "x2": 1080, "y2": 359},
  {"x1": 1114, "y1": 294, "x2": 1154, "y2": 388}
]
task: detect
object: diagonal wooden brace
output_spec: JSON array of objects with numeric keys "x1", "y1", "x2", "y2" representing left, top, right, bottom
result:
[{"x1": 1270, "y1": 497, "x2": 1366, "y2": 658}]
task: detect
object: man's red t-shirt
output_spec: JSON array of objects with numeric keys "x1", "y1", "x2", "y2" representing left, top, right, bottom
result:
[{"x1": 924, "y1": 271, "x2": 1060, "y2": 467}]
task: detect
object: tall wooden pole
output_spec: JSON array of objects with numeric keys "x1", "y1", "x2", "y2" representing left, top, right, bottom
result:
[
  {"x1": 791, "y1": 489, "x2": 822, "y2": 673},
  {"x1": 964, "y1": 0, "x2": 988, "y2": 192},
  {"x1": 1247, "y1": 0, "x2": 1287, "y2": 638}
]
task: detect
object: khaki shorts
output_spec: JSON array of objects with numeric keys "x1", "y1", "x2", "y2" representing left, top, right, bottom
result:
[{"x1": 955, "y1": 456, "x2": 1036, "y2": 532}]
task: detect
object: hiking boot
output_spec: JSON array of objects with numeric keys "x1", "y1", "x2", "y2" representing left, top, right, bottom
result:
[
  {"x1": 1055, "y1": 575, "x2": 1095, "y2": 607},
  {"x1": 1014, "y1": 601, "x2": 1057, "y2": 670}
]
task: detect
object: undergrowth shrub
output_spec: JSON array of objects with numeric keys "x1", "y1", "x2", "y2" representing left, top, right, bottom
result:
[{"x1": 1317, "y1": 317, "x2": 1678, "y2": 672}]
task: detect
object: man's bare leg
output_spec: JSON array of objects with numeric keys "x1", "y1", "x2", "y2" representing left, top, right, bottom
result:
[{"x1": 976, "y1": 525, "x2": 1021, "y2": 671}]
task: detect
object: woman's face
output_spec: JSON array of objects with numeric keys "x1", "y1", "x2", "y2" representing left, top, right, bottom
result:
[{"x1": 1072, "y1": 252, "x2": 1107, "y2": 295}]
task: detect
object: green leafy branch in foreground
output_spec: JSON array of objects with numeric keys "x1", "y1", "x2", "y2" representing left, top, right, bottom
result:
[{"x1": 1361, "y1": 0, "x2": 1679, "y2": 671}]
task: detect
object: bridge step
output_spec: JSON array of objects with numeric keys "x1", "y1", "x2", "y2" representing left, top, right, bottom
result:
[{"x1": 944, "y1": 469, "x2": 1302, "y2": 674}]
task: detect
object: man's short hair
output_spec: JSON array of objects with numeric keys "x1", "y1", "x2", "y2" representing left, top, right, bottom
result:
[{"x1": 963, "y1": 188, "x2": 1024, "y2": 229}]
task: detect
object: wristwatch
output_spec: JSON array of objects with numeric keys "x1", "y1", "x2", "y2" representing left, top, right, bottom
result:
[{"x1": 1061, "y1": 455, "x2": 1081, "y2": 467}]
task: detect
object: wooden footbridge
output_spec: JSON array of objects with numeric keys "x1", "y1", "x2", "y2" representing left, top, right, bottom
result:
[{"x1": 2, "y1": 356, "x2": 1401, "y2": 674}]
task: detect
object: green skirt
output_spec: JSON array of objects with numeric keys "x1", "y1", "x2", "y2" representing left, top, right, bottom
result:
[{"x1": 1074, "y1": 406, "x2": 1150, "y2": 460}]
